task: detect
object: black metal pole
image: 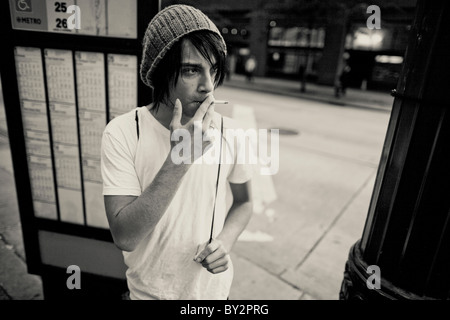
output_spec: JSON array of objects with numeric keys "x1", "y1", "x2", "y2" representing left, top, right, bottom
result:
[{"x1": 340, "y1": 0, "x2": 450, "y2": 300}]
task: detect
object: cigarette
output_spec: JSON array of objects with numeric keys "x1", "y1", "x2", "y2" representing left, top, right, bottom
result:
[{"x1": 214, "y1": 100, "x2": 229, "y2": 104}]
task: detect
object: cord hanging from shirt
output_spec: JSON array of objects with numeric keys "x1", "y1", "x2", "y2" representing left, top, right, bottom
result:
[
  {"x1": 209, "y1": 116, "x2": 223, "y2": 244},
  {"x1": 135, "y1": 109, "x2": 140, "y2": 140}
]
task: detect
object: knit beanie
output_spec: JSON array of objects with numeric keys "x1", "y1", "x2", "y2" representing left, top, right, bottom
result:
[{"x1": 140, "y1": 4, "x2": 227, "y2": 88}]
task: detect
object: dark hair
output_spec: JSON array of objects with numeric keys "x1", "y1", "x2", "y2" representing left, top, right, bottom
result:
[{"x1": 151, "y1": 30, "x2": 227, "y2": 111}]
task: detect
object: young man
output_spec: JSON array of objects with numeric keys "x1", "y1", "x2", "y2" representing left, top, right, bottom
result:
[{"x1": 101, "y1": 5, "x2": 253, "y2": 300}]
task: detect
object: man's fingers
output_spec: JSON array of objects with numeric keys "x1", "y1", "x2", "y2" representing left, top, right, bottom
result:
[
  {"x1": 192, "y1": 96, "x2": 214, "y2": 122},
  {"x1": 203, "y1": 256, "x2": 229, "y2": 274},
  {"x1": 170, "y1": 99, "x2": 182, "y2": 129},
  {"x1": 202, "y1": 104, "x2": 215, "y2": 132},
  {"x1": 194, "y1": 239, "x2": 230, "y2": 274},
  {"x1": 208, "y1": 265, "x2": 228, "y2": 274},
  {"x1": 202, "y1": 254, "x2": 228, "y2": 269},
  {"x1": 194, "y1": 243, "x2": 216, "y2": 263},
  {"x1": 194, "y1": 239, "x2": 220, "y2": 263}
]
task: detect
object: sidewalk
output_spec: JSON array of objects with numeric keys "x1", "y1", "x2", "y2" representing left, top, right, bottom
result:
[
  {"x1": 0, "y1": 138, "x2": 44, "y2": 300},
  {"x1": 223, "y1": 74, "x2": 394, "y2": 113},
  {"x1": 0, "y1": 87, "x2": 44, "y2": 299}
]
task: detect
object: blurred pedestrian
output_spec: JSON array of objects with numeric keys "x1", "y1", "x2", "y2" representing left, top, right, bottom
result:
[
  {"x1": 335, "y1": 60, "x2": 351, "y2": 98},
  {"x1": 101, "y1": 4, "x2": 253, "y2": 300},
  {"x1": 245, "y1": 54, "x2": 257, "y2": 82},
  {"x1": 225, "y1": 53, "x2": 236, "y2": 81}
]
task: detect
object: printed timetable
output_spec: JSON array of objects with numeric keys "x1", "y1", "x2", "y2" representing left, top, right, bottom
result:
[
  {"x1": 108, "y1": 54, "x2": 138, "y2": 120},
  {"x1": 14, "y1": 47, "x2": 58, "y2": 221},
  {"x1": 45, "y1": 48, "x2": 84, "y2": 225},
  {"x1": 75, "y1": 51, "x2": 108, "y2": 228},
  {"x1": 13, "y1": 46, "x2": 138, "y2": 229}
]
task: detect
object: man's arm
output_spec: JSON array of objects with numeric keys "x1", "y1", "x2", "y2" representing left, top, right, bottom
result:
[
  {"x1": 217, "y1": 181, "x2": 253, "y2": 252},
  {"x1": 104, "y1": 156, "x2": 190, "y2": 252},
  {"x1": 195, "y1": 181, "x2": 253, "y2": 274}
]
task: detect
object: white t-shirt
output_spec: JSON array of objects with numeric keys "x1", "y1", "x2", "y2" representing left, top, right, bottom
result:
[{"x1": 101, "y1": 105, "x2": 252, "y2": 300}]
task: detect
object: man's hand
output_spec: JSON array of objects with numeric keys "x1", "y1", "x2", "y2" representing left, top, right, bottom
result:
[
  {"x1": 194, "y1": 239, "x2": 230, "y2": 274},
  {"x1": 169, "y1": 97, "x2": 216, "y2": 164}
]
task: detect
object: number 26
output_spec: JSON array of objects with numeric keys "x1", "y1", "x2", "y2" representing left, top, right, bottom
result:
[{"x1": 56, "y1": 18, "x2": 68, "y2": 29}]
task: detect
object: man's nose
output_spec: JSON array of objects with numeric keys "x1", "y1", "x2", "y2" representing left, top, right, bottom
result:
[{"x1": 198, "y1": 71, "x2": 214, "y2": 93}]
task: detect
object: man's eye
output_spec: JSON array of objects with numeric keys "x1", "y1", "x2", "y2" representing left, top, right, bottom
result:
[{"x1": 182, "y1": 68, "x2": 198, "y2": 76}]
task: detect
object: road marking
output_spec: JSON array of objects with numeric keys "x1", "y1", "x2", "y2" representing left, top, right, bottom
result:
[
  {"x1": 231, "y1": 104, "x2": 278, "y2": 226},
  {"x1": 238, "y1": 230, "x2": 274, "y2": 242}
]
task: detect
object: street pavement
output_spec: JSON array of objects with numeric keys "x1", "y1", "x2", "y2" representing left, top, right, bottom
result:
[
  {"x1": 223, "y1": 74, "x2": 394, "y2": 113},
  {"x1": 0, "y1": 88, "x2": 44, "y2": 300},
  {"x1": 0, "y1": 74, "x2": 393, "y2": 300},
  {"x1": 216, "y1": 77, "x2": 392, "y2": 300}
]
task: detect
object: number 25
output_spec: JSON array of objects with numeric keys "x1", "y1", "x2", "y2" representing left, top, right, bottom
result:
[{"x1": 55, "y1": 2, "x2": 67, "y2": 13}]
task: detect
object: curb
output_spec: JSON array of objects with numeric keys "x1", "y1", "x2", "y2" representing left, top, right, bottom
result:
[{"x1": 222, "y1": 80, "x2": 393, "y2": 113}]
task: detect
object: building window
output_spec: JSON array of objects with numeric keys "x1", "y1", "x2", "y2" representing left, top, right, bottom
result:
[{"x1": 268, "y1": 26, "x2": 325, "y2": 48}]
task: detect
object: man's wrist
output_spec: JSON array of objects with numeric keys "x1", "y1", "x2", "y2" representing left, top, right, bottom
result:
[
  {"x1": 216, "y1": 234, "x2": 235, "y2": 254},
  {"x1": 164, "y1": 153, "x2": 191, "y2": 174}
]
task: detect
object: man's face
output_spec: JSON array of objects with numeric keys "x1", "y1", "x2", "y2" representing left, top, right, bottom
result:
[{"x1": 167, "y1": 39, "x2": 218, "y2": 119}]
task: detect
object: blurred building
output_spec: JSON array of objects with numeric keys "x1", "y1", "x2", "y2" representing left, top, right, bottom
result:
[{"x1": 161, "y1": 0, "x2": 417, "y2": 91}]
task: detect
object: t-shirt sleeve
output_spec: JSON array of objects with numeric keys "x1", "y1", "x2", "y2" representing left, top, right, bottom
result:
[{"x1": 101, "y1": 129, "x2": 142, "y2": 196}]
